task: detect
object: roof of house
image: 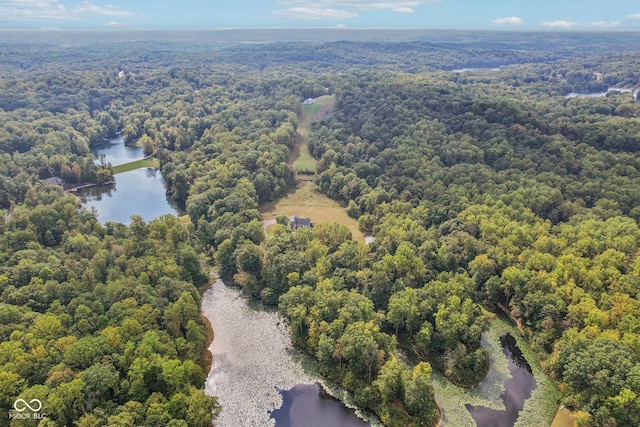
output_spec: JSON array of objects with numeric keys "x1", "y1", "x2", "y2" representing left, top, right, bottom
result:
[
  {"x1": 40, "y1": 176, "x2": 65, "y2": 186},
  {"x1": 291, "y1": 214, "x2": 312, "y2": 227}
]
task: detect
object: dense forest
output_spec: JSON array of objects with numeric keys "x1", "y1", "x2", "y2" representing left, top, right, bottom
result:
[{"x1": 1, "y1": 31, "x2": 640, "y2": 426}]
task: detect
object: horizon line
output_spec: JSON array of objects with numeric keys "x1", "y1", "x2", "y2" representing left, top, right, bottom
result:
[{"x1": 1, "y1": 27, "x2": 640, "y2": 33}]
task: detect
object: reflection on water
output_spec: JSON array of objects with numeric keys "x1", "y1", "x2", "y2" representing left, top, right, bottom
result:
[
  {"x1": 270, "y1": 383, "x2": 370, "y2": 427},
  {"x1": 465, "y1": 334, "x2": 537, "y2": 427},
  {"x1": 76, "y1": 168, "x2": 176, "y2": 224},
  {"x1": 91, "y1": 135, "x2": 144, "y2": 165}
]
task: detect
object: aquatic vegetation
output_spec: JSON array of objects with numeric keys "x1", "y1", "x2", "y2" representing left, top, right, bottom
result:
[
  {"x1": 202, "y1": 279, "x2": 379, "y2": 426},
  {"x1": 432, "y1": 318, "x2": 560, "y2": 426}
]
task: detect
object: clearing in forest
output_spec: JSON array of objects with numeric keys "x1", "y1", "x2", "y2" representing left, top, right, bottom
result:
[
  {"x1": 111, "y1": 157, "x2": 159, "y2": 174},
  {"x1": 290, "y1": 95, "x2": 335, "y2": 175},
  {"x1": 260, "y1": 181, "x2": 364, "y2": 242},
  {"x1": 551, "y1": 407, "x2": 575, "y2": 427},
  {"x1": 264, "y1": 95, "x2": 362, "y2": 241}
]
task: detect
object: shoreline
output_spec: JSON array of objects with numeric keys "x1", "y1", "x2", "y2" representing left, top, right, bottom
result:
[{"x1": 64, "y1": 179, "x2": 115, "y2": 194}]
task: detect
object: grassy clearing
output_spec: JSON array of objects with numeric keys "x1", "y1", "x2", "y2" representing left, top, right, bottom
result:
[
  {"x1": 551, "y1": 407, "x2": 575, "y2": 427},
  {"x1": 260, "y1": 181, "x2": 364, "y2": 242},
  {"x1": 178, "y1": 214, "x2": 192, "y2": 227},
  {"x1": 112, "y1": 157, "x2": 159, "y2": 174},
  {"x1": 291, "y1": 95, "x2": 335, "y2": 173},
  {"x1": 293, "y1": 144, "x2": 317, "y2": 173}
]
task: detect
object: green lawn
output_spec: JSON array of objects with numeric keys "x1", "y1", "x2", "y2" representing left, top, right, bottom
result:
[
  {"x1": 293, "y1": 144, "x2": 317, "y2": 174},
  {"x1": 260, "y1": 181, "x2": 364, "y2": 242},
  {"x1": 112, "y1": 158, "x2": 159, "y2": 174},
  {"x1": 291, "y1": 95, "x2": 335, "y2": 174}
]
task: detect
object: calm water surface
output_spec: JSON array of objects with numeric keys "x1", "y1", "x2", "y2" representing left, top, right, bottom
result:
[
  {"x1": 76, "y1": 168, "x2": 176, "y2": 224},
  {"x1": 79, "y1": 135, "x2": 176, "y2": 224},
  {"x1": 566, "y1": 88, "x2": 633, "y2": 98},
  {"x1": 270, "y1": 383, "x2": 370, "y2": 427},
  {"x1": 466, "y1": 334, "x2": 537, "y2": 427},
  {"x1": 91, "y1": 135, "x2": 144, "y2": 165}
]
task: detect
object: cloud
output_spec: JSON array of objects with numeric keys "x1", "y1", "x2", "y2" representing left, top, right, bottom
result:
[
  {"x1": 276, "y1": 1, "x2": 438, "y2": 11},
  {"x1": 587, "y1": 20, "x2": 621, "y2": 28},
  {"x1": 273, "y1": 7, "x2": 358, "y2": 20},
  {"x1": 625, "y1": 13, "x2": 640, "y2": 20},
  {"x1": 491, "y1": 16, "x2": 522, "y2": 25},
  {"x1": 0, "y1": 0, "x2": 139, "y2": 21},
  {"x1": 274, "y1": 1, "x2": 438, "y2": 20},
  {"x1": 540, "y1": 20, "x2": 578, "y2": 28},
  {"x1": 392, "y1": 7, "x2": 414, "y2": 13}
]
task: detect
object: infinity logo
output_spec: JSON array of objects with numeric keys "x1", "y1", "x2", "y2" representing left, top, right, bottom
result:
[{"x1": 13, "y1": 399, "x2": 42, "y2": 412}]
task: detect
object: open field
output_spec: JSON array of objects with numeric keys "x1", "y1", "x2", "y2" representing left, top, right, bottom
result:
[
  {"x1": 260, "y1": 181, "x2": 364, "y2": 242},
  {"x1": 112, "y1": 158, "x2": 159, "y2": 174},
  {"x1": 290, "y1": 95, "x2": 335, "y2": 173},
  {"x1": 551, "y1": 407, "x2": 575, "y2": 427},
  {"x1": 178, "y1": 214, "x2": 192, "y2": 227}
]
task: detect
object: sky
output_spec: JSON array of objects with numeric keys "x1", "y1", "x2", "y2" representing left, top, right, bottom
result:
[{"x1": 1, "y1": 0, "x2": 640, "y2": 31}]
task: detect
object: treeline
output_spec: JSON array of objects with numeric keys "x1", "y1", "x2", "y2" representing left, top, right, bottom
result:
[
  {"x1": 302, "y1": 69, "x2": 640, "y2": 425},
  {"x1": 3, "y1": 34, "x2": 640, "y2": 426},
  {"x1": 0, "y1": 190, "x2": 218, "y2": 426},
  {"x1": 0, "y1": 49, "x2": 225, "y2": 418},
  {"x1": 152, "y1": 44, "x2": 640, "y2": 426}
]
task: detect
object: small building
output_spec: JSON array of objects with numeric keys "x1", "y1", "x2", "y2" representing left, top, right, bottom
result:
[
  {"x1": 303, "y1": 98, "x2": 316, "y2": 105},
  {"x1": 290, "y1": 214, "x2": 313, "y2": 230},
  {"x1": 40, "y1": 176, "x2": 65, "y2": 187}
]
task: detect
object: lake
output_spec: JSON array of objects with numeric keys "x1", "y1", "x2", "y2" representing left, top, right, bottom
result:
[
  {"x1": 465, "y1": 334, "x2": 537, "y2": 427},
  {"x1": 76, "y1": 135, "x2": 177, "y2": 224},
  {"x1": 91, "y1": 135, "x2": 143, "y2": 165},
  {"x1": 201, "y1": 279, "x2": 372, "y2": 427},
  {"x1": 432, "y1": 319, "x2": 559, "y2": 427},
  {"x1": 565, "y1": 87, "x2": 633, "y2": 98},
  {"x1": 76, "y1": 168, "x2": 177, "y2": 224},
  {"x1": 270, "y1": 383, "x2": 369, "y2": 427}
]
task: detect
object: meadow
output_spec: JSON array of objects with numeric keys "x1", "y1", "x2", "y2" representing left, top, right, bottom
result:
[{"x1": 260, "y1": 181, "x2": 364, "y2": 242}]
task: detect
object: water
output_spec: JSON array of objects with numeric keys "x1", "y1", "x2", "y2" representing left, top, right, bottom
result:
[
  {"x1": 201, "y1": 279, "x2": 370, "y2": 427},
  {"x1": 78, "y1": 134, "x2": 176, "y2": 224},
  {"x1": 451, "y1": 67, "x2": 501, "y2": 73},
  {"x1": 91, "y1": 135, "x2": 143, "y2": 165},
  {"x1": 565, "y1": 87, "x2": 633, "y2": 98},
  {"x1": 270, "y1": 383, "x2": 369, "y2": 427},
  {"x1": 465, "y1": 334, "x2": 537, "y2": 427},
  {"x1": 76, "y1": 168, "x2": 176, "y2": 224}
]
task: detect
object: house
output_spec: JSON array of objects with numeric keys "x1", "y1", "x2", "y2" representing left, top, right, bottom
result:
[
  {"x1": 40, "y1": 176, "x2": 65, "y2": 187},
  {"x1": 303, "y1": 98, "x2": 316, "y2": 105},
  {"x1": 290, "y1": 214, "x2": 313, "y2": 230}
]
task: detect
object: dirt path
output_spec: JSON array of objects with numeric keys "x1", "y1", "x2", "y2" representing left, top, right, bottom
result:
[{"x1": 262, "y1": 219, "x2": 276, "y2": 233}]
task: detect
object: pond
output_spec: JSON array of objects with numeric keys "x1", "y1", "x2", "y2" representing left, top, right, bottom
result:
[
  {"x1": 76, "y1": 134, "x2": 177, "y2": 224},
  {"x1": 565, "y1": 88, "x2": 633, "y2": 98},
  {"x1": 432, "y1": 319, "x2": 560, "y2": 427},
  {"x1": 465, "y1": 334, "x2": 537, "y2": 427},
  {"x1": 270, "y1": 383, "x2": 369, "y2": 427},
  {"x1": 201, "y1": 279, "x2": 372, "y2": 427},
  {"x1": 91, "y1": 134, "x2": 143, "y2": 165},
  {"x1": 75, "y1": 167, "x2": 177, "y2": 224}
]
